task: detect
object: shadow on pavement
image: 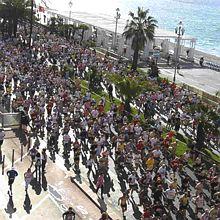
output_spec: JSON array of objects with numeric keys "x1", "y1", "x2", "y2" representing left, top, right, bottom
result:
[
  {"x1": 129, "y1": 198, "x2": 142, "y2": 220},
  {"x1": 23, "y1": 192, "x2": 32, "y2": 214},
  {"x1": 12, "y1": 128, "x2": 27, "y2": 146},
  {"x1": 31, "y1": 178, "x2": 42, "y2": 195},
  {"x1": 71, "y1": 174, "x2": 82, "y2": 184},
  {"x1": 42, "y1": 173, "x2": 48, "y2": 191},
  {"x1": 5, "y1": 191, "x2": 17, "y2": 218},
  {"x1": 88, "y1": 178, "x2": 96, "y2": 193},
  {"x1": 97, "y1": 197, "x2": 107, "y2": 212}
]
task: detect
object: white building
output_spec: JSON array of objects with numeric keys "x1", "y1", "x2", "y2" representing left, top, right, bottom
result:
[{"x1": 45, "y1": 9, "x2": 197, "y2": 62}]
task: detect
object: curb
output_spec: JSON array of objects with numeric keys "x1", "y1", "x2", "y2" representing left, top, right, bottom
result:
[
  {"x1": 70, "y1": 177, "x2": 114, "y2": 220},
  {"x1": 159, "y1": 69, "x2": 220, "y2": 106}
]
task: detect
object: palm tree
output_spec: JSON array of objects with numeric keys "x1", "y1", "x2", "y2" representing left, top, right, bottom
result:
[
  {"x1": 116, "y1": 78, "x2": 143, "y2": 113},
  {"x1": 123, "y1": 7, "x2": 157, "y2": 70}
]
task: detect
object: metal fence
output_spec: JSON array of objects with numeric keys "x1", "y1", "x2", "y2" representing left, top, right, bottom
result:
[{"x1": 0, "y1": 112, "x2": 21, "y2": 128}]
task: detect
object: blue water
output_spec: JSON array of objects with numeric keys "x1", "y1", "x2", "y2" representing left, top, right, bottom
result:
[{"x1": 116, "y1": 0, "x2": 220, "y2": 57}]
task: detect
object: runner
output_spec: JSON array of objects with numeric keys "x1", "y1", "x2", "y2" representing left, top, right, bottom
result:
[
  {"x1": 24, "y1": 168, "x2": 34, "y2": 191},
  {"x1": 7, "y1": 167, "x2": 18, "y2": 192},
  {"x1": 118, "y1": 193, "x2": 129, "y2": 216},
  {"x1": 62, "y1": 207, "x2": 76, "y2": 220}
]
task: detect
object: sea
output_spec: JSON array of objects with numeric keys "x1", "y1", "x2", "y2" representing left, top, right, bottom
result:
[
  {"x1": 119, "y1": 0, "x2": 220, "y2": 57},
  {"x1": 50, "y1": 0, "x2": 220, "y2": 57}
]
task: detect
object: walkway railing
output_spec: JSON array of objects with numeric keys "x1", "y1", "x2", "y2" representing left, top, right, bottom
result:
[{"x1": 0, "y1": 111, "x2": 21, "y2": 128}]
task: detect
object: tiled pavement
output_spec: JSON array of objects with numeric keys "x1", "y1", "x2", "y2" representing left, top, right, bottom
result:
[{"x1": 0, "y1": 136, "x2": 103, "y2": 220}]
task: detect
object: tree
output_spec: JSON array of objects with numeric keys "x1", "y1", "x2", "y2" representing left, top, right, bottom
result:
[
  {"x1": 88, "y1": 66, "x2": 102, "y2": 92},
  {"x1": 78, "y1": 24, "x2": 89, "y2": 43},
  {"x1": 0, "y1": 0, "x2": 33, "y2": 37},
  {"x1": 49, "y1": 16, "x2": 63, "y2": 34},
  {"x1": 116, "y1": 78, "x2": 142, "y2": 113},
  {"x1": 123, "y1": 7, "x2": 157, "y2": 70}
]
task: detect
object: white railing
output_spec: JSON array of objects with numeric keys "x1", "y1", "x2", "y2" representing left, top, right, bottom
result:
[{"x1": 0, "y1": 111, "x2": 21, "y2": 128}]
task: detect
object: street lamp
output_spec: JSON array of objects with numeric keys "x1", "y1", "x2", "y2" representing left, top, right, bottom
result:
[
  {"x1": 173, "y1": 21, "x2": 185, "y2": 82},
  {"x1": 113, "y1": 8, "x2": 121, "y2": 50},
  {"x1": 29, "y1": 0, "x2": 34, "y2": 49},
  {"x1": 69, "y1": 0, "x2": 73, "y2": 24}
]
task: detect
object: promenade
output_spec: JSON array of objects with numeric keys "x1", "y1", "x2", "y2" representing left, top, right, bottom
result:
[
  {"x1": 0, "y1": 21, "x2": 219, "y2": 220},
  {"x1": 0, "y1": 132, "x2": 103, "y2": 220},
  {"x1": 152, "y1": 67, "x2": 220, "y2": 96}
]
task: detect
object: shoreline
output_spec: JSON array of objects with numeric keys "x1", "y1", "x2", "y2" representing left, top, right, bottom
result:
[
  {"x1": 192, "y1": 49, "x2": 220, "y2": 64},
  {"x1": 46, "y1": 10, "x2": 220, "y2": 65}
]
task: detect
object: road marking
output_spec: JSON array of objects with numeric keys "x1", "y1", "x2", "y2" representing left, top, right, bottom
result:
[
  {"x1": 76, "y1": 205, "x2": 88, "y2": 215},
  {"x1": 49, "y1": 194, "x2": 66, "y2": 213},
  {"x1": 21, "y1": 194, "x2": 50, "y2": 220}
]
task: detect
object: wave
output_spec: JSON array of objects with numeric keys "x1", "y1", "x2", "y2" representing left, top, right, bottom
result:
[{"x1": 172, "y1": 0, "x2": 220, "y2": 7}]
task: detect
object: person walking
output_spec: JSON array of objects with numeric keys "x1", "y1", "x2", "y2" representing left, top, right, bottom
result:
[
  {"x1": 0, "y1": 128, "x2": 5, "y2": 163},
  {"x1": 107, "y1": 84, "x2": 113, "y2": 102},
  {"x1": 96, "y1": 173, "x2": 105, "y2": 199},
  {"x1": 41, "y1": 148, "x2": 47, "y2": 173},
  {"x1": 199, "y1": 57, "x2": 204, "y2": 67},
  {"x1": 0, "y1": 128, "x2": 5, "y2": 147},
  {"x1": 86, "y1": 157, "x2": 94, "y2": 177},
  {"x1": 28, "y1": 146, "x2": 38, "y2": 168},
  {"x1": 7, "y1": 167, "x2": 18, "y2": 192},
  {"x1": 62, "y1": 207, "x2": 76, "y2": 220},
  {"x1": 177, "y1": 63, "x2": 181, "y2": 75},
  {"x1": 118, "y1": 193, "x2": 129, "y2": 216},
  {"x1": 195, "y1": 193, "x2": 205, "y2": 215},
  {"x1": 35, "y1": 152, "x2": 42, "y2": 181},
  {"x1": 24, "y1": 168, "x2": 34, "y2": 191}
]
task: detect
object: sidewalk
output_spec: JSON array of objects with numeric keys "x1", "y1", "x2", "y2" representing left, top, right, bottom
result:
[
  {"x1": 141, "y1": 66, "x2": 220, "y2": 97},
  {"x1": 0, "y1": 136, "x2": 102, "y2": 220},
  {"x1": 29, "y1": 132, "x2": 124, "y2": 220}
]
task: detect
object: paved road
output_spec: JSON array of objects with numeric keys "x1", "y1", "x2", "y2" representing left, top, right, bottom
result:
[
  {"x1": 0, "y1": 136, "x2": 102, "y2": 220},
  {"x1": 26, "y1": 122, "x2": 212, "y2": 220},
  {"x1": 141, "y1": 67, "x2": 220, "y2": 96}
]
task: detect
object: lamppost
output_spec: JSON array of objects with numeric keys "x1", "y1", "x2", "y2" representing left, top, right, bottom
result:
[
  {"x1": 113, "y1": 8, "x2": 121, "y2": 50},
  {"x1": 69, "y1": 0, "x2": 73, "y2": 24},
  {"x1": 173, "y1": 21, "x2": 185, "y2": 82},
  {"x1": 29, "y1": 0, "x2": 34, "y2": 49}
]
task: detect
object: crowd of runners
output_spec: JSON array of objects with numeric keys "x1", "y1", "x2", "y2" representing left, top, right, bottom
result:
[{"x1": 0, "y1": 24, "x2": 219, "y2": 220}]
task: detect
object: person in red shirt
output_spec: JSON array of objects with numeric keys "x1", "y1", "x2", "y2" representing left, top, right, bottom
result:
[
  {"x1": 167, "y1": 130, "x2": 175, "y2": 140},
  {"x1": 136, "y1": 140, "x2": 144, "y2": 152},
  {"x1": 141, "y1": 207, "x2": 151, "y2": 220}
]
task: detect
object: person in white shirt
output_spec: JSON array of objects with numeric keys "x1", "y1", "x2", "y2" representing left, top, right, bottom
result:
[
  {"x1": 134, "y1": 153, "x2": 141, "y2": 170},
  {"x1": 152, "y1": 146, "x2": 162, "y2": 160},
  {"x1": 86, "y1": 157, "x2": 94, "y2": 177},
  {"x1": 158, "y1": 164, "x2": 167, "y2": 180},
  {"x1": 195, "y1": 193, "x2": 204, "y2": 214},
  {"x1": 134, "y1": 125, "x2": 142, "y2": 137},
  {"x1": 0, "y1": 128, "x2": 5, "y2": 162},
  {"x1": 63, "y1": 134, "x2": 71, "y2": 155},
  {"x1": 91, "y1": 109, "x2": 99, "y2": 119},
  {"x1": 200, "y1": 209, "x2": 210, "y2": 220},
  {"x1": 128, "y1": 172, "x2": 139, "y2": 196},
  {"x1": 165, "y1": 186, "x2": 176, "y2": 208}
]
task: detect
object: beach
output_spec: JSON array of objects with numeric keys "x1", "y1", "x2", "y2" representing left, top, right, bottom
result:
[
  {"x1": 45, "y1": 9, "x2": 220, "y2": 66},
  {"x1": 192, "y1": 49, "x2": 220, "y2": 65}
]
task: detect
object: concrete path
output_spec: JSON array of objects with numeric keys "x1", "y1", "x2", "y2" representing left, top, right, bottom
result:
[
  {"x1": 141, "y1": 66, "x2": 220, "y2": 96},
  {"x1": 0, "y1": 136, "x2": 102, "y2": 220}
]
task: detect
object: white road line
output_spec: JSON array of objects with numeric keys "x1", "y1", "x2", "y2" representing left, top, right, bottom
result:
[
  {"x1": 48, "y1": 194, "x2": 66, "y2": 213},
  {"x1": 21, "y1": 194, "x2": 50, "y2": 220}
]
